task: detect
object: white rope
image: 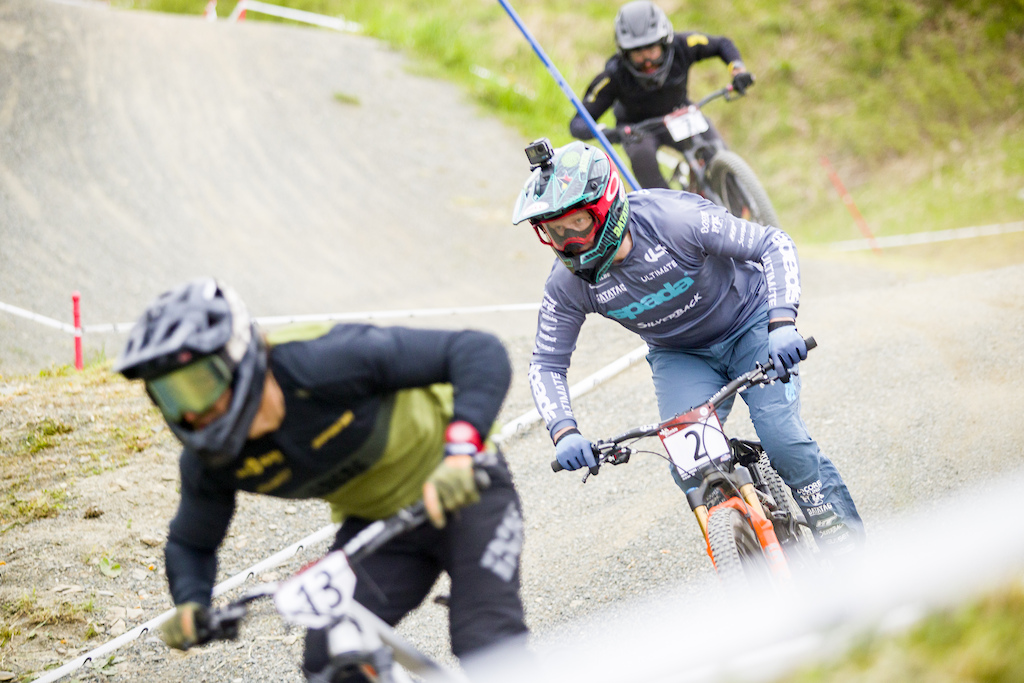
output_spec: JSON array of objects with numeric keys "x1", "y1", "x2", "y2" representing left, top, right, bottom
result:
[
  {"x1": 227, "y1": 0, "x2": 361, "y2": 32},
  {"x1": 830, "y1": 220, "x2": 1024, "y2": 252}
]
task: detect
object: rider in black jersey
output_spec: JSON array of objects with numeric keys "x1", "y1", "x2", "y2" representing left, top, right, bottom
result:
[
  {"x1": 570, "y1": 0, "x2": 755, "y2": 189},
  {"x1": 114, "y1": 278, "x2": 528, "y2": 680}
]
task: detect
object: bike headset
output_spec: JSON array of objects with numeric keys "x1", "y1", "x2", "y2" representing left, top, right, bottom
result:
[
  {"x1": 614, "y1": 0, "x2": 675, "y2": 89},
  {"x1": 512, "y1": 139, "x2": 630, "y2": 285},
  {"x1": 113, "y1": 277, "x2": 268, "y2": 468}
]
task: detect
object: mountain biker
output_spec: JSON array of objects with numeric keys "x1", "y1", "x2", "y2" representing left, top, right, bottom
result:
[
  {"x1": 512, "y1": 140, "x2": 864, "y2": 561},
  {"x1": 113, "y1": 278, "x2": 528, "y2": 680},
  {"x1": 570, "y1": 0, "x2": 755, "y2": 189}
]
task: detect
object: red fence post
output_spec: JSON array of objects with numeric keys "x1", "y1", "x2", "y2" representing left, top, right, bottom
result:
[
  {"x1": 820, "y1": 155, "x2": 882, "y2": 255},
  {"x1": 72, "y1": 291, "x2": 84, "y2": 371}
]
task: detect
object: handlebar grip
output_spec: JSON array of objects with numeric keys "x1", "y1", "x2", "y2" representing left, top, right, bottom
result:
[
  {"x1": 551, "y1": 459, "x2": 564, "y2": 473},
  {"x1": 473, "y1": 468, "x2": 492, "y2": 490},
  {"x1": 805, "y1": 336, "x2": 816, "y2": 351}
]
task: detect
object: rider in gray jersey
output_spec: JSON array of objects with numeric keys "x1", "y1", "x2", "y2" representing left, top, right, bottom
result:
[{"x1": 514, "y1": 139, "x2": 863, "y2": 560}]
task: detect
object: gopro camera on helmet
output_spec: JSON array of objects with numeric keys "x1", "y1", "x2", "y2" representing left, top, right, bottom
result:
[{"x1": 525, "y1": 138, "x2": 555, "y2": 171}]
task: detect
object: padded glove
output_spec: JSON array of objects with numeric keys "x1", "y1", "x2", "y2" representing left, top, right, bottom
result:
[
  {"x1": 554, "y1": 429, "x2": 597, "y2": 471},
  {"x1": 729, "y1": 61, "x2": 755, "y2": 94},
  {"x1": 600, "y1": 125, "x2": 624, "y2": 145},
  {"x1": 161, "y1": 602, "x2": 207, "y2": 650},
  {"x1": 767, "y1": 322, "x2": 807, "y2": 383},
  {"x1": 423, "y1": 421, "x2": 484, "y2": 528}
]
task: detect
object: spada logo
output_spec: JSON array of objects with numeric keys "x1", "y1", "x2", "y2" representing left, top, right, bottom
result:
[{"x1": 607, "y1": 277, "x2": 694, "y2": 320}]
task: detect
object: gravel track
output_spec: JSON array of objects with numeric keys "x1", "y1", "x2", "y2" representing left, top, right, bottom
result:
[{"x1": 1, "y1": 2, "x2": 1023, "y2": 682}]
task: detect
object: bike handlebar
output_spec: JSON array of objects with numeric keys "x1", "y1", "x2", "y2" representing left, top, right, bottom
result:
[
  {"x1": 621, "y1": 84, "x2": 739, "y2": 138},
  {"x1": 550, "y1": 336, "x2": 816, "y2": 473}
]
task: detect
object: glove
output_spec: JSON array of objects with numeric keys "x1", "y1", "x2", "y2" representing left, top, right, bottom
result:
[
  {"x1": 730, "y1": 61, "x2": 755, "y2": 94},
  {"x1": 600, "y1": 125, "x2": 623, "y2": 144},
  {"x1": 423, "y1": 421, "x2": 484, "y2": 528},
  {"x1": 554, "y1": 429, "x2": 597, "y2": 471},
  {"x1": 767, "y1": 321, "x2": 807, "y2": 383},
  {"x1": 161, "y1": 602, "x2": 207, "y2": 650}
]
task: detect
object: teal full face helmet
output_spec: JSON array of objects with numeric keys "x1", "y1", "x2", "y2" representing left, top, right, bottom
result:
[{"x1": 512, "y1": 139, "x2": 630, "y2": 284}]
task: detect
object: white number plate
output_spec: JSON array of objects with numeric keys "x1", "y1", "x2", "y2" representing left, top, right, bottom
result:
[
  {"x1": 664, "y1": 108, "x2": 709, "y2": 142},
  {"x1": 658, "y1": 406, "x2": 730, "y2": 475},
  {"x1": 274, "y1": 551, "x2": 356, "y2": 629}
]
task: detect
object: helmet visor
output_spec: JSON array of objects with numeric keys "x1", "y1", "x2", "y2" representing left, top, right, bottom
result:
[
  {"x1": 535, "y1": 210, "x2": 599, "y2": 256},
  {"x1": 146, "y1": 354, "x2": 233, "y2": 424}
]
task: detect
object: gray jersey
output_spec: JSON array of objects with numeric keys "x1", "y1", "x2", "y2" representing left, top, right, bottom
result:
[{"x1": 529, "y1": 189, "x2": 801, "y2": 438}]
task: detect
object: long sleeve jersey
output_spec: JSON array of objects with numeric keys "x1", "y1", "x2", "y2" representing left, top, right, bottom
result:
[
  {"x1": 569, "y1": 31, "x2": 742, "y2": 139},
  {"x1": 529, "y1": 189, "x2": 800, "y2": 439},
  {"x1": 165, "y1": 324, "x2": 512, "y2": 606}
]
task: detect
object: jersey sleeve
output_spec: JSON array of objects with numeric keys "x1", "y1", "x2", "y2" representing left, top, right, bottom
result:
[
  {"x1": 570, "y1": 64, "x2": 619, "y2": 140},
  {"x1": 165, "y1": 451, "x2": 236, "y2": 606},
  {"x1": 273, "y1": 325, "x2": 511, "y2": 440},
  {"x1": 529, "y1": 274, "x2": 589, "y2": 440},
  {"x1": 676, "y1": 31, "x2": 742, "y2": 68},
  {"x1": 655, "y1": 193, "x2": 801, "y2": 319}
]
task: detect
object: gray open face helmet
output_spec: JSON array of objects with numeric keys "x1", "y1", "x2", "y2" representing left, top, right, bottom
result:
[
  {"x1": 512, "y1": 139, "x2": 630, "y2": 285},
  {"x1": 114, "y1": 278, "x2": 267, "y2": 468},
  {"x1": 615, "y1": 1, "x2": 675, "y2": 89}
]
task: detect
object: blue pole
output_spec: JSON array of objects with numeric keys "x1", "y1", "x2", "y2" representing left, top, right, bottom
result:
[{"x1": 495, "y1": 0, "x2": 641, "y2": 191}]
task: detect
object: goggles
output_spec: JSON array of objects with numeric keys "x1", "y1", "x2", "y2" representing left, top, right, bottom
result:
[
  {"x1": 533, "y1": 210, "x2": 599, "y2": 256},
  {"x1": 146, "y1": 354, "x2": 233, "y2": 424}
]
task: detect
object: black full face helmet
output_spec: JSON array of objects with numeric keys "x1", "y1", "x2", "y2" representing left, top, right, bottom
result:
[
  {"x1": 614, "y1": 1, "x2": 675, "y2": 89},
  {"x1": 512, "y1": 140, "x2": 630, "y2": 285},
  {"x1": 113, "y1": 278, "x2": 267, "y2": 468}
]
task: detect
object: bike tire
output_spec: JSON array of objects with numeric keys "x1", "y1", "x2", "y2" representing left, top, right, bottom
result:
[
  {"x1": 706, "y1": 505, "x2": 773, "y2": 589},
  {"x1": 706, "y1": 150, "x2": 782, "y2": 228},
  {"x1": 755, "y1": 453, "x2": 817, "y2": 568}
]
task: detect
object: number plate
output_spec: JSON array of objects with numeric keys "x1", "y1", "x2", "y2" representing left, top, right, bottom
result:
[
  {"x1": 658, "y1": 405, "x2": 730, "y2": 476},
  {"x1": 274, "y1": 551, "x2": 356, "y2": 629},
  {"x1": 664, "y1": 108, "x2": 709, "y2": 142}
]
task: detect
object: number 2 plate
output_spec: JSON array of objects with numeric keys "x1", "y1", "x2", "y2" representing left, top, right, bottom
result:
[
  {"x1": 274, "y1": 551, "x2": 356, "y2": 629},
  {"x1": 658, "y1": 405, "x2": 730, "y2": 476},
  {"x1": 664, "y1": 108, "x2": 710, "y2": 142}
]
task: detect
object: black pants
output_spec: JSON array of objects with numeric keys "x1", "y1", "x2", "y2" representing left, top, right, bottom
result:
[
  {"x1": 622, "y1": 121, "x2": 724, "y2": 190},
  {"x1": 303, "y1": 451, "x2": 528, "y2": 676}
]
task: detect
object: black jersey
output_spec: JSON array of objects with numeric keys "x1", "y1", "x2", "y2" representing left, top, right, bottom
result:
[
  {"x1": 569, "y1": 31, "x2": 742, "y2": 137},
  {"x1": 164, "y1": 324, "x2": 512, "y2": 605}
]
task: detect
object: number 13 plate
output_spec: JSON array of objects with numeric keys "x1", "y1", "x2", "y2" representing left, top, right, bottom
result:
[{"x1": 274, "y1": 550, "x2": 356, "y2": 629}]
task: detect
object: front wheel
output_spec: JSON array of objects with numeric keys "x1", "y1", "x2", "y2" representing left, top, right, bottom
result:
[
  {"x1": 706, "y1": 505, "x2": 773, "y2": 589},
  {"x1": 707, "y1": 150, "x2": 781, "y2": 228}
]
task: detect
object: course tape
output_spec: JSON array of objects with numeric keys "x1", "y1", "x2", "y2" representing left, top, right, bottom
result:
[
  {"x1": 0, "y1": 302, "x2": 543, "y2": 336},
  {"x1": 830, "y1": 220, "x2": 1024, "y2": 252}
]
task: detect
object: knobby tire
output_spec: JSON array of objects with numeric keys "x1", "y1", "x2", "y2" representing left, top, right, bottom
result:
[
  {"x1": 707, "y1": 150, "x2": 782, "y2": 229},
  {"x1": 706, "y1": 505, "x2": 773, "y2": 589}
]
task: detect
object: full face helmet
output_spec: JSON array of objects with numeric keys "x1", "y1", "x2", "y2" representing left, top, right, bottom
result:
[
  {"x1": 512, "y1": 139, "x2": 630, "y2": 285},
  {"x1": 614, "y1": 0, "x2": 675, "y2": 89},
  {"x1": 113, "y1": 278, "x2": 268, "y2": 468}
]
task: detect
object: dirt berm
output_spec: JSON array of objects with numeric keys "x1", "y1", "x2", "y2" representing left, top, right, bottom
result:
[{"x1": 1, "y1": 1, "x2": 1023, "y2": 682}]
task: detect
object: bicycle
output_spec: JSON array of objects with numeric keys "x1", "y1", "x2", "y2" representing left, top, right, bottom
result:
[
  {"x1": 552, "y1": 339, "x2": 819, "y2": 590},
  {"x1": 619, "y1": 84, "x2": 782, "y2": 229},
  {"x1": 192, "y1": 500, "x2": 468, "y2": 683}
]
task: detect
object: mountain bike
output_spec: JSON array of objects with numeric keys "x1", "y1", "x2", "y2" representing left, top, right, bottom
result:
[
  {"x1": 552, "y1": 340, "x2": 819, "y2": 590},
  {"x1": 620, "y1": 84, "x2": 782, "y2": 228},
  {"x1": 194, "y1": 501, "x2": 467, "y2": 683}
]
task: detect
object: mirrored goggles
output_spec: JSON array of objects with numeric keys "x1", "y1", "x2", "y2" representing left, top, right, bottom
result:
[
  {"x1": 533, "y1": 210, "x2": 599, "y2": 256},
  {"x1": 146, "y1": 354, "x2": 233, "y2": 424}
]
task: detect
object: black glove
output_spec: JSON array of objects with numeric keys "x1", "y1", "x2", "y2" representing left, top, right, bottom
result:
[
  {"x1": 731, "y1": 64, "x2": 755, "y2": 95},
  {"x1": 599, "y1": 125, "x2": 623, "y2": 144}
]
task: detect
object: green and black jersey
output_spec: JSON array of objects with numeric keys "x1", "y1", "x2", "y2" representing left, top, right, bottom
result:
[{"x1": 165, "y1": 324, "x2": 511, "y2": 605}]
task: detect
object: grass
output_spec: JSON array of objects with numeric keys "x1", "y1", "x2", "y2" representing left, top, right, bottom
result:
[
  {"x1": 126, "y1": 0, "x2": 1024, "y2": 251},
  {"x1": 0, "y1": 363, "x2": 170, "y2": 531},
  {"x1": 784, "y1": 582, "x2": 1024, "y2": 682}
]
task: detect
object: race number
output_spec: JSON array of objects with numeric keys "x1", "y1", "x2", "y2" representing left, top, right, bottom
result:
[
  {"x1": 274, "y1": 551, "x2": 356, "y2": 629},
  {"x1": 664, "y1": 108, "x2": 710, "y2": 142},
  {"x1": 658, "y1": 406, "x2": 730, "y2": 476}
]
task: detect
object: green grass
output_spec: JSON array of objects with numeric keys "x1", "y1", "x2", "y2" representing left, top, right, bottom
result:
[
  {"x1": 785, "y1": 583, "x2": 1024, "y2": 682},
  {"x1": 126, "y1": 0, "x2": 1024, "y2": 248}
]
